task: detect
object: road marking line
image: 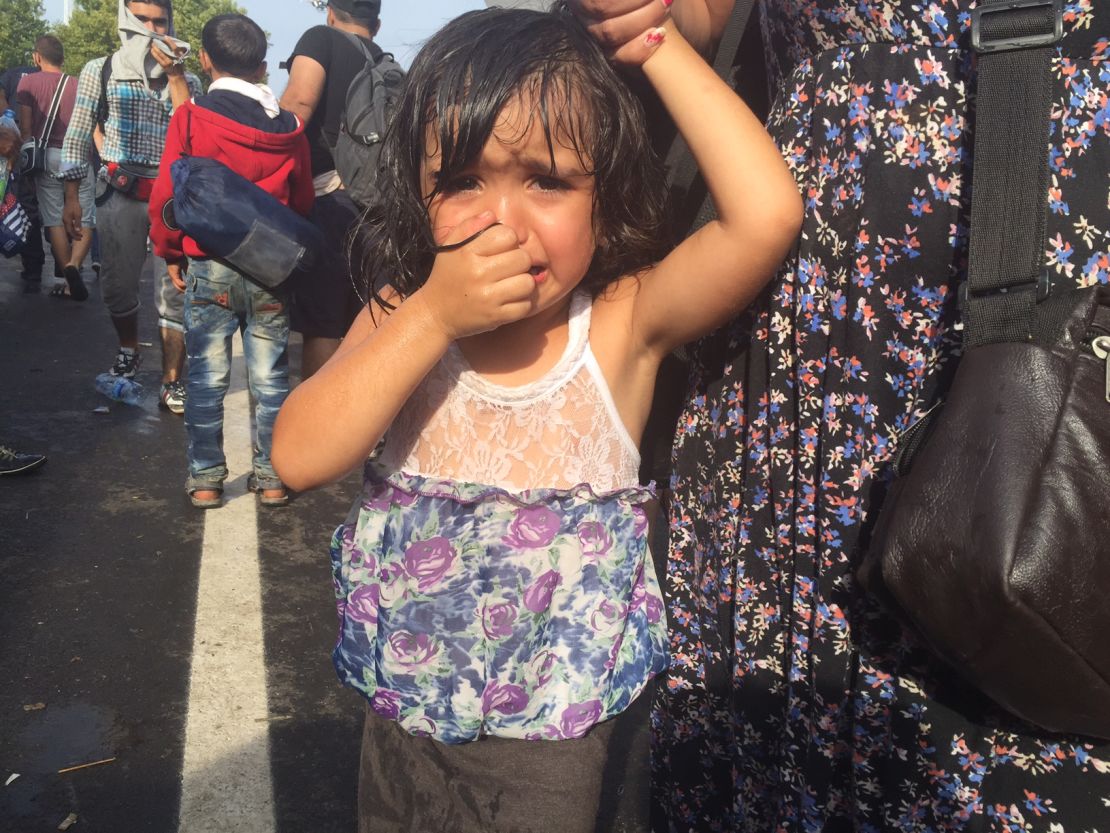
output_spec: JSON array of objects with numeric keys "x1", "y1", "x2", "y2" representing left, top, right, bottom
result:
[{"x1": 179, "y1": 337, "x2": 276, "y2": 833}]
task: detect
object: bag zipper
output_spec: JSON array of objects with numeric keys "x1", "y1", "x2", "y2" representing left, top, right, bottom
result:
[
  {"x1": 1089, "y1": 333, "x2": 1110, "y2": 404},
  {"x1": 892, "y1": 399, "x2": 944, "y2": 476}
]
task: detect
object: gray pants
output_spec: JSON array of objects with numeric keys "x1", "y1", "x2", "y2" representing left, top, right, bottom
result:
[
  {"x1": 357, "y1": 692, "x2": 651, "y2": 833},
  {"x1": 97, "y1": 190, "x2": 183, "y2": 330}
]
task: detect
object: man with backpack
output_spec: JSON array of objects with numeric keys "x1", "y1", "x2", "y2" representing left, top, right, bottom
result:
[
  {"x1": 280, "y1": 0, "x2": 390, "y2": 379},
  {"x1": 60, "y1": 0, "x2": 199, "y2": 414}
]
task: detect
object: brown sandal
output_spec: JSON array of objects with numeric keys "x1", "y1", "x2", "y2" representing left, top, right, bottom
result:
[
  {"x1": 248, "y1": 474, "x2": 289, "y2": 507},
  {"x1": 188, "y1": 487, "x2": 223, "y2": 509},
  {"x1": 63, "y1": 265, "x2": 88, "y2": 301}
]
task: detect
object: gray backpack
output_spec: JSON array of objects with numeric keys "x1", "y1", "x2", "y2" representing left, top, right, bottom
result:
[{"x1": 335, "y1": 33, "x2": 405, "y2": 209}]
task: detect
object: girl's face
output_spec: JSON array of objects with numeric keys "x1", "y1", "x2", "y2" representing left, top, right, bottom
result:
[{"x1": 422, "y1": 95, "x2": 597, "y2": 318}]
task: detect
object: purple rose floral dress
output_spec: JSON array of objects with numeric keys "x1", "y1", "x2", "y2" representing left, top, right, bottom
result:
[
  {"x1": 654, "y1": 1, "x2": 1110, "y2": 831},
  {"x1": 331, "y1": 290, "x2": 668, "y2": 745}
]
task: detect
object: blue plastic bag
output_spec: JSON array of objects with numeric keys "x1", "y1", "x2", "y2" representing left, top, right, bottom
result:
[
  {"x1": 0, "y1": 187, "x2": 30, "y2": 258},
  {"x1": 166, "y1": 156, "x2": 323, "y2": 290}
]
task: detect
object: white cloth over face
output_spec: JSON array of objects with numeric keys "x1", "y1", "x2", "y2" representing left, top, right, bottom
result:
[
  {"x1": 110, "y1": 0, "x2": 191, "y2": 90},
  {"x1": 207, "y1": 78, "x2": 281, "y2": 119}
]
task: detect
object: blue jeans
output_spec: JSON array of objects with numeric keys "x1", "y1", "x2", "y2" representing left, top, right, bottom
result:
[{"x1": 184, "y1": 260, "x2": 290, "y2": 492}]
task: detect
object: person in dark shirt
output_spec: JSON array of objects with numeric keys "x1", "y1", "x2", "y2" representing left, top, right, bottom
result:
[
  {"x1": 0, "y1": 65, "x2": 35, "y2": 111},
  {"x1": 280, "y1": 0, "x2": 381, "y2": 380},
  {"x1": 0, "y1": 63, "x2": 47, "y2": 288}
]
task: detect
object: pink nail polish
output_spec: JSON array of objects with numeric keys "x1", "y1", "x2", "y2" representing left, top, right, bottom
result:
[
  {"x1": 644, "y1": 27, "x2": 666, "y2": 47},
  {"x1": 661, "y1": 0, "x2": 674, "y2": 7}
]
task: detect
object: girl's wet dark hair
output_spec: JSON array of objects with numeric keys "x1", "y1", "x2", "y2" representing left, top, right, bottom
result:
[{"x1": 360, "y1": 6, "x2": 670, "y2": 307}]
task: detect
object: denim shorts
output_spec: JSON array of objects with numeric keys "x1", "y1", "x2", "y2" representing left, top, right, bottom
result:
[{"x1": 35, "y1": 149, "x2": 95, "y2": 228}]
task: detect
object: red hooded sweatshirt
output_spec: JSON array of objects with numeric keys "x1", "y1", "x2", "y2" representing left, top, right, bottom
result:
[{"x1": 149, "y1": 96, "x2": 314, "y2": 262}]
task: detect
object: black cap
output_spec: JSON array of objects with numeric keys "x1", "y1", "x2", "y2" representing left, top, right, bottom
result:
[{"x1": 328, "y1": 0, "x2": 380, "y2": 20}]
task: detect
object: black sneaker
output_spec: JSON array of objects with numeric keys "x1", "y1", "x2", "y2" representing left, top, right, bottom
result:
[
  {"x1": 0, "y1": 445, "x2": 47, "y2": 476},
  {"x1": 20, "y1": 272, "x2": 41, "y2": 294},
  {"x1": 159, "y1": 380, "x2": 186, "y2": 415},
  {"x1": 110, "y1": 349, "x2": 141, "y2": 378}
]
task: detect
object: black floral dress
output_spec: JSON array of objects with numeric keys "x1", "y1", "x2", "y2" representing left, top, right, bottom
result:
[{"x1": 652, "y1": 1, "x2": 1110, "y2": 831}]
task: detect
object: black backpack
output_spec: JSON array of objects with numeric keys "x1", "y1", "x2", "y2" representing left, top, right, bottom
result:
[{"x1": 334, "y1": 32, "x2": 405, "y2": 209}]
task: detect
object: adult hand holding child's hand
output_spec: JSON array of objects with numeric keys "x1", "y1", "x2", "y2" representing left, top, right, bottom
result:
[
  {"x1": 569, "y1": 0, "x2": 737, "y2": 63},
  {"x1": 419, "y1": 210, "x2": 536, "y2": 340},
  {"x1": 567, "y1": 0, "x2": 671, "y2": 65}
]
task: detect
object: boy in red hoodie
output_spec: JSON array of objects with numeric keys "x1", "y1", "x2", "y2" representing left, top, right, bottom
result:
[{"x1": 150, "y1": 13, "x2": 313, "y2": 509}]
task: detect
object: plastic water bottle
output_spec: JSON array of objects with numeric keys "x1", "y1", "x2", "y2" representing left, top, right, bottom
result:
[
  {"x1": 0, "y1": 109, "x2": 16, "y2": 203},
  {"x1": 95, "y1": 372, "x2": 145, "y2": 406}
]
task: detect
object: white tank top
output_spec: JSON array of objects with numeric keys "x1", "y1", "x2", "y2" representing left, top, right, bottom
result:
[{"x1": 377, "y1": 291, "x2": 642, "y2": 492}]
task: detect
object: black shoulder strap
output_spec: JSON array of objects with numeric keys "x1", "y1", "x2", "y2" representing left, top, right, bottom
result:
[
  {"x1": 962, "y1": 0, "x2": 1062, "y2": 348},
  {"x1": 339, "y1": 29, "x2": 375, "y2": 64},
  {"x1": 96, "y1": 56, "x2": 112, "y2": 129},
  {"x1": 664, "y1": 0, "x2": 758, "y2": 236},
  {"x1": 183, "y1": 104, "x2": 192, "y2": 156}
]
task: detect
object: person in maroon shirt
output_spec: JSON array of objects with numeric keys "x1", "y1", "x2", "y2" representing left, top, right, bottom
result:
[{"x1": 17, "y1": 35, "x2": 96, "y2": 300}]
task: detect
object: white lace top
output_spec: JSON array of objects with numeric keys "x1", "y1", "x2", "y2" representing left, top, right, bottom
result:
[{"x1": 377, "y1": 291, "x2": 642, "y2": 493}]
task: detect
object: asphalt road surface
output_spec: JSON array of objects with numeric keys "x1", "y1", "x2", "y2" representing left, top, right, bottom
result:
[{"x1": 0, "y1": 249, "x2": 649, "y2": 833}]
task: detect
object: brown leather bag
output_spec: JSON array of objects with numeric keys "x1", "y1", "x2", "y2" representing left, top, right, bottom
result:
[
  {"x1": 861, "y1": 0, "x2": 1110, "y2": 739},
  {"x1": 863, "y1": 286, "x2": 1110, "y2": 738}
]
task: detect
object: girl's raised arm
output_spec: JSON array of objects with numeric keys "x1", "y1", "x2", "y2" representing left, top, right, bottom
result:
[{"x1": 629, "y1": 21, "x2": 802, "y2": 355}]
